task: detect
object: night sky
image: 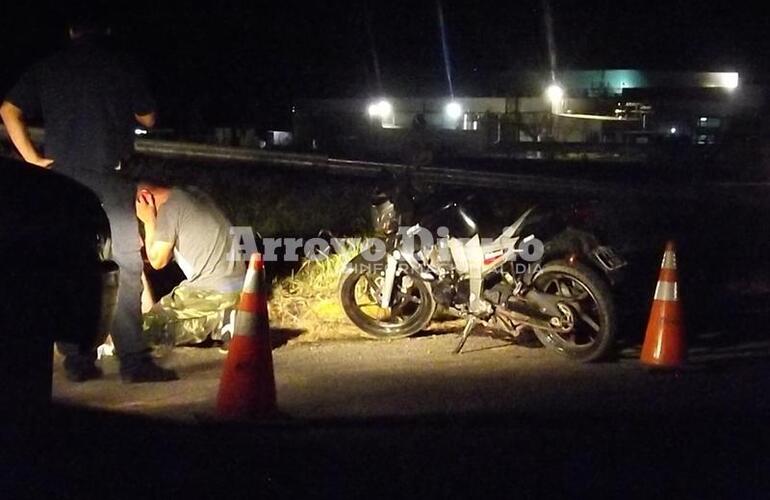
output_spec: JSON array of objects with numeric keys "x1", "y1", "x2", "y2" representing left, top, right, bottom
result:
[{"x1": 2, "y1": 1, "x2": 767, "y2": 126}]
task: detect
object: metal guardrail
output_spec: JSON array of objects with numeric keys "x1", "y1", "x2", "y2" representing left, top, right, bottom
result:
[
  {"x1": 2, "y1": 125, "x2": 768, "y2": 204},
  {"x1": 0, "y1": 126, "x2": 638, "y2": 196}
]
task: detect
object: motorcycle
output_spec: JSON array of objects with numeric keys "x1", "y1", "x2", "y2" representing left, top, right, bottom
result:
[{"x1": 339, "y1": 171, "x2": 627, "y2": 362}]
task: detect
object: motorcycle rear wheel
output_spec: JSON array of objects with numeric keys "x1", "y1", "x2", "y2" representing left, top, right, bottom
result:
[
  {"x1": 531, "y1": 261, "x2": 616, "y2": 362},
  {"x1": 339, "y1": 262, "x2": 436, "y2": 339}
]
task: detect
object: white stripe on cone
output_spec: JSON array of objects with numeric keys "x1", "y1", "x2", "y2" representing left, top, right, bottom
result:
[
  {"x1": 242, "y1": 267, "x2": 258, "y2": 294},
  {"x1": 232, "y1": 252, "x2": 265, "y2": 338},
  {"x1": 653, "y1": 280, "x2": 678, "y2": 302},
  {"x1": 661, "y1": 250, "x2": 677, "y2": 270},
  {"x1": 234, "y1": 312, "x2": 256, "y2": 338}
]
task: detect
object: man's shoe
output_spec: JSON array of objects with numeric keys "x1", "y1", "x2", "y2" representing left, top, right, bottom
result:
[
  {"x1": 120, "y1": 359, "x2": 179, "y2": 384},
  {"x1": 218, "y1": 330, "x2": 232, "y2": 353},
  {"x1": 64, "y1": 364, "x2": 104, "y2": 383}
]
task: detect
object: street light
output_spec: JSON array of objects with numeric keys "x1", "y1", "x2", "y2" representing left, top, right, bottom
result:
[
  {"x1": 546, "y1": 83, "x2": 565, "y2": 114},
  {"x1": 445, "y1": 101, "x2": 463, "y2": 121},
  {"x1": 545, "y1": 83, "x2": 564, "y2": 105},
  {"x1": 719, "y1": 72, "x2": 739, "y2": 91},
  {"x1": 367, "y1": 99, "x2": 393, "y2": 120}
]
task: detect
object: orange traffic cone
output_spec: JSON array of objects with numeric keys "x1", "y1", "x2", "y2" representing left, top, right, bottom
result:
[
  {"x1": 641, "y1": 241, "x2": 686, "y2": 368},
  {"x1": 216, "y1": 253, "x2": 276, "y2": 418}
]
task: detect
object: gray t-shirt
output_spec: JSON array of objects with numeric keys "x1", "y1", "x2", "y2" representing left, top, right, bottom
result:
[{"x1": 154, "y1": 187, "x2": 245, "y2": 292}]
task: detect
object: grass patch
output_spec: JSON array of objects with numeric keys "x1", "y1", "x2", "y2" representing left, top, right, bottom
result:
[{"x1": 269, "y1": 240, "x2": 364, "y2": 344}]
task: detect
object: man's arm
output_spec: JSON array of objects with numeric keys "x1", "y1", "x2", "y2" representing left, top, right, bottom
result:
[
  {"x1": 136, "y1": 192, "x2": 173, "y2": 270},
  {"x1": 144, "y1": 222, "x2": 174, "y2": 270},
  {"x1": 0, "y1": 101, "x2": 53, "y2": 168}
]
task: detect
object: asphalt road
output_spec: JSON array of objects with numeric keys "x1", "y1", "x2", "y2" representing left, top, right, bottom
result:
[
  {"x1": 52, "y1": 326, "x2": 770, "y2": 422},
  {"x1": 13, "y1": 323, "x2": 765, "y2": 497}
]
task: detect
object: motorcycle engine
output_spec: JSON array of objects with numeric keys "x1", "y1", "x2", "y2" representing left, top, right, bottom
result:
[
  {"x1": 432, "y1": 279, "x2": 456, "y2": 307},
  {"x1": 483, "y1": 281, "x2": 515, "y2": 306},
  {"x1": 432, "y1": 276, "x2": 470, "y2": 307}
]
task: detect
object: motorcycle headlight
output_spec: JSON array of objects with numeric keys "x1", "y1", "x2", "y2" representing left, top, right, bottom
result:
[{"x1": 371, "y1": 200, "x2": 399, "y2": 236}]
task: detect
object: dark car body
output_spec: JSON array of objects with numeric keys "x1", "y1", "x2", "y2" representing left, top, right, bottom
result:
[{"x1": 0, "y1": 156, "x2": 118, "y2": 411}]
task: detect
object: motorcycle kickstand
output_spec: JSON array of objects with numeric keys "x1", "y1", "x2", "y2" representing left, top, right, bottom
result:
[{"x1": 454, "y1": 316, "x2": 478, "y2": 355}]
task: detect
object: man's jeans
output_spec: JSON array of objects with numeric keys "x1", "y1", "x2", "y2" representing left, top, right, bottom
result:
[{"x1": 56, "y1": 168, "x2": 150, "y2": 369}]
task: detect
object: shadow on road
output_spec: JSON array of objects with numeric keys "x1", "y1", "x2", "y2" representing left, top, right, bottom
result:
[{"x1": 271, "y1": 327, "x2": 305, "y2": 348}]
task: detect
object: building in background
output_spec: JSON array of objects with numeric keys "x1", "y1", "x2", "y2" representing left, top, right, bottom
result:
[{"x1": 291, "y1": 70, "x2": 763, "y2": 166}]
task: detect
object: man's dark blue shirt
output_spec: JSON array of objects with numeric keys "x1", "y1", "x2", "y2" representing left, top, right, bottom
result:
[{"x1": 5, "y1": 37, "x2": 155, "y2": 173}]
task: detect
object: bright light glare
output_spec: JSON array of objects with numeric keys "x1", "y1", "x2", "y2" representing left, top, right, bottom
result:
[
  {"x1": 719, "y1": 72, "x2": 739, "y2": 90},
  {"x1": 134, "y1": 128, "x2": 148, "y2": 135},
  {"x1": 545, "y1": 84, "x2": 564, "y2": 104},
  {"x1": 367, "y1": 100, "x2": 393, "y2": 119},
  {"x1": 445, "y1": 101, "x2": 463, "y2": 120},
  {"x1": 670, "y1": 127, "x2": 677, "y2": 134}
]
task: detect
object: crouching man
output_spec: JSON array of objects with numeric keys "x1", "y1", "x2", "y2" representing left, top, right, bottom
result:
[{"x1": 135, "y1": 180, "x2": 246, "y2": 348}]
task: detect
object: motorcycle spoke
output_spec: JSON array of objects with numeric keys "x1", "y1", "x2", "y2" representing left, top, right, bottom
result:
[
  {"x1": 579, "y1": 312, "x2": 601, "y2": 332},
  {"x1": 569, "y1": 288, "x2": 589, "y2": 301},
  {"x1": 352, "y1": 274, "x2": 391, "y2": 320},
  {"x1": 363, "y1": 275, "x2": 382, "y2": 299},
  {"x1": 559, "y1": 279, "x2": 589, "y2": 300},
  {"x1": 544, "y1": 278, "x2": 560, "y2": 291},
  {"x1": 558, "y1": 326, "x2": 592, "y2": 347},
  {"x1": 365, "y1": 273, "x2": 381, "y2": 289},
  {"x1": 390, "y1": 302, "x2": 410, "y2": 319},
  {"x1": 402, "y1": 294, "x2": 421, "y2": 305},
  {"x1": 391, "y1": 293, "x2": 420, "y2": 317}
]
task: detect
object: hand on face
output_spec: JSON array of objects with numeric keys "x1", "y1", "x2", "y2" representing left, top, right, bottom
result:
[{"x1": 135, "y1": 189, "x2": 157, "y2": 224}]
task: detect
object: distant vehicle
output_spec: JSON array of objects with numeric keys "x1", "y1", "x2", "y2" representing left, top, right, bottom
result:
[{"x1": 0, "y1": 156, "x2": 118, "y2": 411}]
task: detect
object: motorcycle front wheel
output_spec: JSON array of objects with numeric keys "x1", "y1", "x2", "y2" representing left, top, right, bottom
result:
[
  {"x1": 531, "y1": 261, "x2": 616, "y2": 362},
  {"x1": 339, "y1": 261, "x2": 436, "y2": 339}
]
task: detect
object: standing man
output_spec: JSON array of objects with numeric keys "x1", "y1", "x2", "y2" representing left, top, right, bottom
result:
[{"x1": 0, "y1": 11, "x2": 177, "y2": 383}]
